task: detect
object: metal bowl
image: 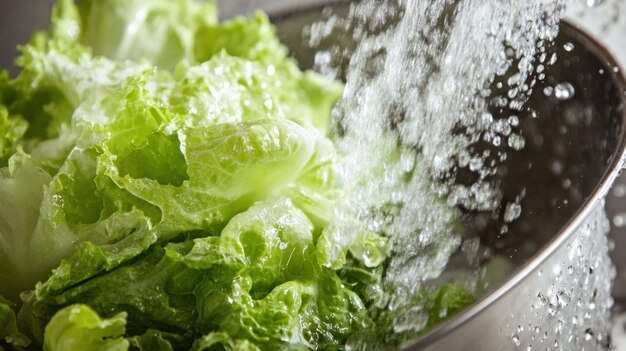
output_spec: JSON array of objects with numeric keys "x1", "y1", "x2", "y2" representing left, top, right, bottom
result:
[{"x1": 1, "y1": 1, "x2": 625, "y2": 350}]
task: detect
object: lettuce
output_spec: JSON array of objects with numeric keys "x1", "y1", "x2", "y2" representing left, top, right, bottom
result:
[
  {"x1": 0, "y1": 0, "x2": 474, "y2": 349},
  {"x1": 43, "y1": 304, "x2": 129, "y2": 351},
  {"x1": 26, "y1": 200, "x2": 368, "y2": 349},
  {"x1": 0, "y1": 295, "x2": 30, "y2": 348}
]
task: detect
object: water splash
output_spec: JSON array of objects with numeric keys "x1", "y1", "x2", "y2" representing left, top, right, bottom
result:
[{"x1": 307, "y1": 0, "x2": 567, "y2": 344}]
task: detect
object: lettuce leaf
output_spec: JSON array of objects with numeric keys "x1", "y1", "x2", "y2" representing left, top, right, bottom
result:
[
  {"x1": 0, "y1": 106, "x2": 28, "y2": 166},
  {"x1": 28, "y1": 200, "x2": 368, "y2": 349},
  {"x1": 0, "y1": 295, "x2": 30, "y2": 348},
  {"x1": 43, "y1": 304, "x2": 129, "y2": 351},
  {"x1": 0, "y1": 152, "x2": 52, "y2": 300},
  {"x1": 78, "y1": 0, "x2": 217, "y2": 70}
]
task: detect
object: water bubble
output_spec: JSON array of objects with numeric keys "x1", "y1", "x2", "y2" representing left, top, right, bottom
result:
[
  {"x1": 563, "y1": 42, "x2": 575, "y2": 52},
  {"x1": 554, "y1": 82, "x2": 575, "y2": 100}
]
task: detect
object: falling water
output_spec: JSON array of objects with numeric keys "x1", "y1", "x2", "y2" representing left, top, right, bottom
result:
[{"x1": 303, "y1": 0, "x2": 621, "y2": 348}]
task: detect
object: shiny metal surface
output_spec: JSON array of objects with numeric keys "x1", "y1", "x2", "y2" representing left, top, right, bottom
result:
[{"x1": 1, "y1": 1, "x2": 625, "y2": 350}]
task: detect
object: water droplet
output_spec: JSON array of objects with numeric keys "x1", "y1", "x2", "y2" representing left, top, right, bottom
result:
[
  {"x1": 549, "y1": 53, "x2": 558, "y2": 65},
  {"x1": 556, "y1": 291, "x2": 571, "y2": 307},
  {"x1": 266, "y1": 65, "x2": 276, "y2": 76},
  {"x1": 554, "y1": 82, "x2": 575, "y2": 100},
  {"x1": 512, "y1": 334, "x2": 521, "y2": 347},
  {"x1": 585, "y1": 328, "x2": 594, "y2": 341},
  {"x1": 613, "y1": 213, "x2": 626, "y2": 227},
  {"x1": 563, "y1": 42, "x2": 575, "y2": 52},
  {"x1": 556, "y1": 320, "x2": 564, "y2": 335},
  {"x1": 548, "y1": 304, "x2": 558, "y2": 316},
  {"x1": 613, "y1": 184, "x2": 626, "y2": 197},
  {"x1": 505, "y1": 202, "x2": 522, "y2": 223},
  {"x1": 537, "y1": 292, "x2": 548, "y2": 306},
  {"x1": 508, "y1": 134, "x2": 526, "y2": 150},
  {"x1": 543, "y1": 86, "x2": 554, "y2": 96},
  {"x1": 585, "y1": 0, "x2": 604, "y2": 7},
  {"x1": 493, "y1": 135, "x2": 502, "y2": 146}
]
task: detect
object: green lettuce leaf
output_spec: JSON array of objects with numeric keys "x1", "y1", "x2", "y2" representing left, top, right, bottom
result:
[
  {"x1": 0, "y1": 152, "x2": 52, "y2": 300},
  {"x1": 0, "y1": 106, "x2": 28, "y2": 167},
  {"x1": 194, "y1": 11, "x2": 287, "y2": 65},
  {"x1": 78, "y1": 0, "x2": 217, "y2": 69},
  {"x1": 28, "y1": 200, "x2": 368, "y2": 350},
  {"x1": 190, "y1": 332, "x2": 260, "y2": 351},
  {"x1": 129, "y1": 329, "x2": 186, "y2": 351},
  {"x1": 0, "y1": 295, "x2": 30, "y2": 348},
  {"x1": 43, "y1": 304, "x2": 129, "y2": 351}
]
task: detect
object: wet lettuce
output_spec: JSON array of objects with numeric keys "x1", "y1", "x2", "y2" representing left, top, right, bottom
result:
[{"x1": 0, "y1": 0, "x2": 473, "y2": 350}]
